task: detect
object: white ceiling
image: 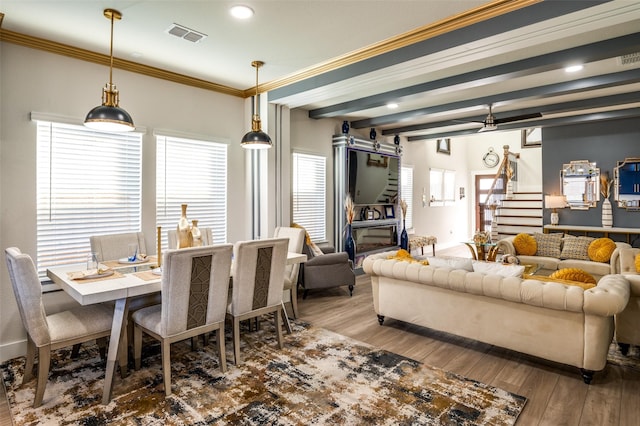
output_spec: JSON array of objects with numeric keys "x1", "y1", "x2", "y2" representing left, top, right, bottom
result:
[{"x1": 2, "y1": 0, "x2": 640, "y2": 140}]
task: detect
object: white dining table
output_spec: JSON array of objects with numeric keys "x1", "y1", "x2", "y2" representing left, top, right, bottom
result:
[{"x1": 47, "y1": 251, "x2": 306, "y2": 405}]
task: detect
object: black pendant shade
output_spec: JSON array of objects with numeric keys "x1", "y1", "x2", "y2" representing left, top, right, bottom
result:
[{"x1": 241, "y1": 61, "x2": 272, "y2": 149}]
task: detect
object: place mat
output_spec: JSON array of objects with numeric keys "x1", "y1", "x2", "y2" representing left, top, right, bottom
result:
[
  {"x1": 102, "y1": 256, "x2": 157, "y2": 269},
  {"x1": 133, "y1": 271, "x2": 160, "y2": 281},
  {"x1": 67, "y1": 270, "x2": 124, "y2": 284}
]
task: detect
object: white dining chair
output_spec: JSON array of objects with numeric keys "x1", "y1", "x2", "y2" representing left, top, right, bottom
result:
[
  {"x1": 90, "y1": 232, "x2": 148, "y2": 262},
  {"x1": 227, "y1": 238, "x2": 289, "y2": 365},
  {"x1": 273, "y1": 226, "x2": 305, "y2": 319},
  {"x1": 131, "y1": 244, "x2": 233, "y2": 396},
  {"x1": 4, "y1": 247, "x2": 115, "y2": 407}
]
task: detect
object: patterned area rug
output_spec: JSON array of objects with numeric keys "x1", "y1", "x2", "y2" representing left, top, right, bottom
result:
[
  {"x1": 1, "y1": 322, "x2": 526, "y2": 425},
  {"x1": 608, "y1": 341, "x2": 640, "y2": 371}
]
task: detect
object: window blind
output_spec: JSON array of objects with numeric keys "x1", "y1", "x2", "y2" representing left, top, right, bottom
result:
[
  {"x1": 401, "y1": 165, "x2": 414, "y2": 229},
  {"x1": 36, "y1": 121, "x2": 142, "y2": 277},
  {"x1": 292, "y1": 152, "x2": 326, "y2": 242},
  {"x1": 156, "y1": 135, "x2": 228, "y2": 250}
]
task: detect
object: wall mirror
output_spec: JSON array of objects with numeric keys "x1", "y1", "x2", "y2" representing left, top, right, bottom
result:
[
  {"x1": 614, "y1": 157, "x2": 640, "y2": 210},
  {"x1": 561, "y1": 160, "x2": 600, "y2": 210}
]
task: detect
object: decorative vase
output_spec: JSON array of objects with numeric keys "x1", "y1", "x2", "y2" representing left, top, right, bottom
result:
[
  {"x1": 344, "y1": 223, "x2": 356, "y2": 265},
  {"x1": 191, "y1": 219, "x2": 203, "y2": 247},
  {"x1": 342, "y1": 120, "x2": 350, "y2": 134},
  {"x1": 177, "y1": 203, "x2": 193, "y2": 248},
  {"x1": 400, "y1": 219, "x2": 409, "y2": 250},
  {"x1": 602, "y1": 197, "x2": 613, "y2": 228}
]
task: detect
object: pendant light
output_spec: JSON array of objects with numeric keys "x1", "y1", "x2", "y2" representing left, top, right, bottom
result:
[
  {"x1": 241, "y1": 61, "x2": 272, "y2": 149},
  {"x1": 84, "y1": 9, "x2": 135, "y2": 132}
]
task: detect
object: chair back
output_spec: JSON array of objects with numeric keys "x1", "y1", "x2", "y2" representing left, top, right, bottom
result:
[
  {"x1": 167, "y1": 228, "x2": 214, "y2": 249},
  {"x1": 273, "y1": 227, "x2": 305, "y2": 284},
  {"x1": 230, "y1": 238, "x2": 289, "y2": 316},
  {"x1": 160, "y1": 244, "x2": 233, "y2": 336},
  {"x1": 90, "y1": 232, "x2": 147, "y2": 262},
  {"x1": 4, "y1": 248, "x2": 51, "y2": 347}
]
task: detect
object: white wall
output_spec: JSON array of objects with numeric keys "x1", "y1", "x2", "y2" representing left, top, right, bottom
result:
[{"x1": 0, "y1": 43, "x2": 249, "y2": 361}]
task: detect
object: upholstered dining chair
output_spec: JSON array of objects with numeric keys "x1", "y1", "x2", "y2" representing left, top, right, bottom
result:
[
  {"x1": 167, "y1": 227, "x2": 214, "y2": 249},
  {"x1": 5, "y1": 247, "x2": 115, "y2": 408},
  {"x1": 273, "y1": 226, "x2": 305, "y2": 319},
  {"x1": 227, "y1": 238, "x2": 289, "y2": 365},
  {"x1": 90, "y1": 232, "x2": 147, "y2": 262},
  {"x1": 131, "y1": 244, "x2": 233, "y2": 396}
]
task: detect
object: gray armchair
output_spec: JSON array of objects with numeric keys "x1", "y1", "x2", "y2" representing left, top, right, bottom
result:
[{"x1": 299, "y1": 242, "x2": 355, "y2": 298}]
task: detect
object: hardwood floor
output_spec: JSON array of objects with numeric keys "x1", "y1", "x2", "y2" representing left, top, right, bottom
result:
[{"x1": 1, "y1": 244, "x2": 638, "y2": 425}]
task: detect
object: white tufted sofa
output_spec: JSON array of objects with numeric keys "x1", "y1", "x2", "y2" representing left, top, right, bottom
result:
[
  {"x1": 613, "y1": 247, "x2": 640, "y2": 354},
  {"x1": 362, "y1": 250, "x2": 630, "y2": 383}
]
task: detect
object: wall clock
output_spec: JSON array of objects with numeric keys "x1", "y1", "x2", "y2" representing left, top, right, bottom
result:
[{"x1": 483, "y1": 148, "x2": 500, "y2": 168}]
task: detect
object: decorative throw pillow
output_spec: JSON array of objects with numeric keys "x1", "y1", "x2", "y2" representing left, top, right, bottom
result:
[
  {"x1": 528, "y1": 274, "x2": 596, "y2": 290},
  {"x1": 426, "y1": 256, "x2": 473, "y2": 271},
  {"x1": 533, "y1": 233, "x2": 563, "y2": 258},
  {"x1": 513, "y1": 233, "x2": 537, "y2": 256},
  {"x1": 588, "y1": 238, "x2": 616, "y2": 263},
  {"x1": 291, "y1": 222, "x2": 324, "y2": 256},
  {"x1": 559, "y1": 236, "x2": 594, "y2": 260},
  {"x1": 550, "y1": 268, "x2": 597, "y2": 285},
  {"x1": 472, "y1": 261, "x2": 525, "y2": 277},
  {"x1": 635, "y1": 253, "x2": 640, "y2": 273}
]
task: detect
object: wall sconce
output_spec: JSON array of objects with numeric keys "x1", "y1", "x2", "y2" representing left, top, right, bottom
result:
[{"x1": 545, "y1": 195, "x2": 567, "y2": 225}]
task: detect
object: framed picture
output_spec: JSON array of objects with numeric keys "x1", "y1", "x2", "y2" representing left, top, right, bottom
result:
[
  {"x1": 437, "y1": 138, "x2": 451, "y2": 155},
  {"x1": 385, "y1": 205, "x2": 395, "y2": 218},
  {"x1": 521, "y1": 128, "x2": 542, "y2": 148}
]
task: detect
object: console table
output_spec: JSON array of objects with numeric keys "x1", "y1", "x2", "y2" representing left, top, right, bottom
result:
[{"x1": 543, "y1": 224, "x2": 640, "y2": 244}]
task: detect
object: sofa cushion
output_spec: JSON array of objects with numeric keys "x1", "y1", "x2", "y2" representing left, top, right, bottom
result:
[
  {"x1": 513, "y1": 233, "x2": 537, "y2": 255},
  {"x1": 472, "y1": 261, "x2": 525, "y2": 277},
  {"x1": 550, "y1": 268, "x2": 597, "y2": 285},
  {"x1": 557, "y1": 259, "x2": 611, "y2": 277},
  {"x1": 560, "y1": 236, "x2": 594, "y2": 260},
  {"x1": 636, "y1": 253, "x2": 640, "y2": 272},
  {"x1": 427, "y1": 256, "x2": 473, "y2": 271},
  {"x1": 533, "y1": 233, "x2": 563, "y2": 258},
  {"x1": 588, "y1": 238, "x2": 616, "y2": 263}
]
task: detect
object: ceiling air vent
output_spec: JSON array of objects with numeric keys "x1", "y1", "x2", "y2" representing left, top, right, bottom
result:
[
  {"x1": 618, "y1": 52, "x2": 640, "y2": 66},
  {"x1": 166, "y1": 23, "x2": 207, "y2": 43}
]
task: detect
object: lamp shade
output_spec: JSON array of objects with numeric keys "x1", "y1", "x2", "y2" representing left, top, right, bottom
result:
[
  {"x1": 241, "y1": 128, "x2": 272, "y2": 149},
  {"x1": 85, "y1": 103, "x2": 135, "y2": 132},
  {"x1": 545, "y1": 195, "x2": 567, "y2": 209}
]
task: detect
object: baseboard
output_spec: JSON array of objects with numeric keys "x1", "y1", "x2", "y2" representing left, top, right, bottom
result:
[{"x1": 0, "y1": 339, "x2": 26, "y2": 363}]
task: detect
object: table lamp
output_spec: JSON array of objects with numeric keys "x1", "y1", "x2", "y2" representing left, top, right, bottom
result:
[{"x1": 545, "y1": 195, "x2": 567, "y2": 225}]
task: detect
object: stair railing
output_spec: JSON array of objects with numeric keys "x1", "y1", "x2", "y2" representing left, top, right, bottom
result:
[{"x1": 479, "y1": 145, "x2": 520, "y2": 235}]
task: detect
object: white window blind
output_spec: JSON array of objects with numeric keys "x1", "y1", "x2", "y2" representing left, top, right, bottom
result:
[
  {"x1": 401, "y1": 165, "x2": 413, "y2": 229},
  {"x1": 36, "y1": 121, "x2": 142, "y2": 277},
  {"x1": 156, "y1": 134, "x2": 228, "y2": 250},
  {"x1": 430, "y1": 168, "x2": 456, "y2": 206},
  {"x1": 292, "y1": 152, "x2": 326, "y2": 242}
]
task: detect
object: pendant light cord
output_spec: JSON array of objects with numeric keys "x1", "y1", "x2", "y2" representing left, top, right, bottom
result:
[{"x1": 109, "y1": 12, "x2": 114, "y2": 87}]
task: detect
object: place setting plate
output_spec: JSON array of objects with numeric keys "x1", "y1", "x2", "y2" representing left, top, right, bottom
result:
[{"x1": 118, "y1": 257, "x2": 150, "y2": 264}]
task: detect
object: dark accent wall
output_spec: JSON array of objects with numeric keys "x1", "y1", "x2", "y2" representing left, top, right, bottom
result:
[{"x1": 542, "y1": 118, "x2": 640, "y2": 231}]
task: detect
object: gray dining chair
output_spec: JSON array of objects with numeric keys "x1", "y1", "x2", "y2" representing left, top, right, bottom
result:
[
  {"x1": 273, "y1": 226, "x2": 305, "y2": 319},
  {"x1": 4, "y1": 247, "x2": 115, "y2": 408},
  {"x1": 227, "y1": 238, "x2": 289, "y2": 365},
  {"x1": 131, "y1": 244, "x2": 233, "y2": 396}
]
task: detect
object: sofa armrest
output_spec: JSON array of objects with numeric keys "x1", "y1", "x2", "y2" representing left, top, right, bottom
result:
[
  {"x1": 614, "y1": 247, "x2": 640, "y2": 274},
  {"x1": 496, "y1": 236, "x2": 516, "y2": 256},
  {"x1": 610, "y1": 243, "x2": 632, "y2": 274},
  {"x1": 584, "y1": 274, "x2": 630, "y2": 316},
  {"x1": 306, "y1": 251, "x2": 350, "y2": 266}
]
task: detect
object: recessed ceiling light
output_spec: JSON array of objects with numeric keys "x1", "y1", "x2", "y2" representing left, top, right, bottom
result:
[
  {"x1": 387, "y1": 103, "x2": 399, "y2": 109},
  {"x1": 230, "y1": 5, "x2": 254, "y2": 19},
  {"x1": 565, "y1": 64, "x2": 583, "y2": 73}
]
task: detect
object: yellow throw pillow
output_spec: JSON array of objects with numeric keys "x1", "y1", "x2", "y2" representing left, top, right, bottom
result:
[
  {"x1": 550, "y1": 268, "x2": 597, "y2": 285},
  {"x1": 291, "y1": 222, "x2": 312, "y2": 245},
  {"x1": 588, "y1": 238, "x2": 616, "y2": 263},
  {"x1": 635, "y1": 253, "x2": 640, "y2": 273},
  {"x1": 528, "y1": 274, "x2": 596, "y2": 290},
  {"x1": 513, "y1": 233, "x2": 537, "y2": 256},
  {"x1": 387, "y1": 249, "x2": 429, "y2": 265}
]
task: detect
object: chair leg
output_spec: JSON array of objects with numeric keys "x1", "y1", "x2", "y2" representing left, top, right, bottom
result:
[
  {"x1": 70, "y1": 343, "x2": 81, "y2": 359},
  {"x1": 23, "y1": 336, "x2": 36, "y2": 383},
  {"x1": 216, "y1": 328, "x2": 227, "y2": 373},
  {"x1": 34, "y1": 346, "x2": 51, "y2": 408},
  {"x1": 275, "y1": 309, "x2": 284, "y2": 349},
  {"x1": 290, "y1": 285, "x2": 299, "y2": 319},
  {"x1": 233, "y1": 317, "x2": 241, "y2": 365},
  {"x1": 133, "y1": 324, "x2": 143, "y2": 370},
  {"x1": 161, "y1": 341, "x2": 172, "y2": 396},
  {"x1": 96, "y1": 337, "x2": 108, "y2": 360}
]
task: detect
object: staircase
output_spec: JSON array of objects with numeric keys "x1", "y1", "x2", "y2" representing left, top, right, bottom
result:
[{"x1": 495, "y1": 192, "x2": 543, "y2": 240}]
